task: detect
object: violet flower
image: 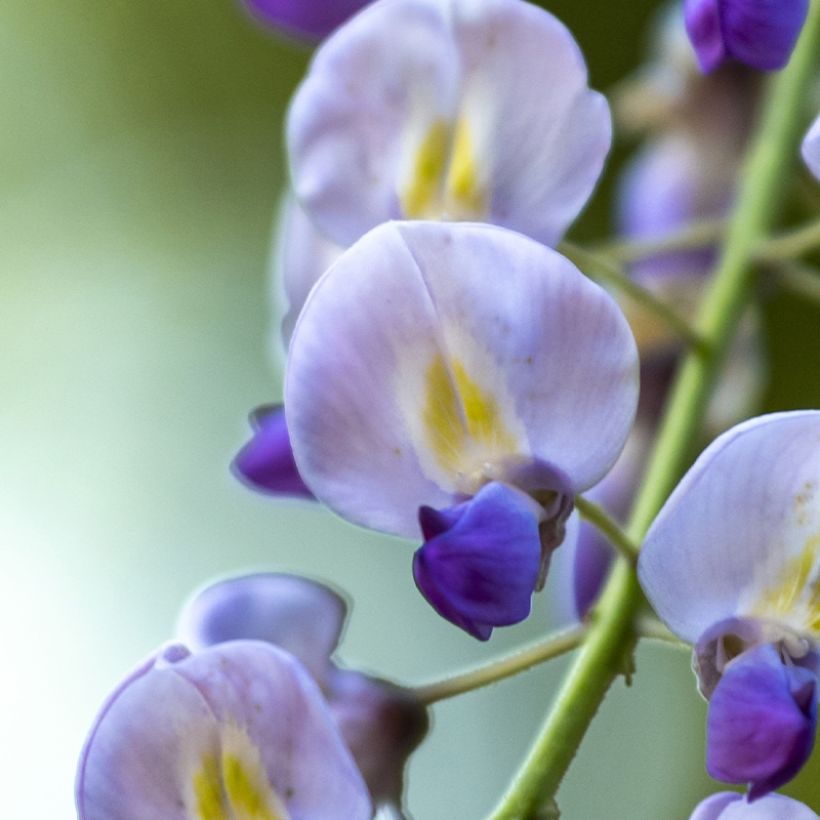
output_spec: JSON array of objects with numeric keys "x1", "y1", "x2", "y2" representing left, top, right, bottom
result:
[
  {"x1": 639, "y1": 411, "x2": 820, "y2": 798},
  {"x1": 178, "y1": 573, "x2": 429, "y2": 814},
  {"x1": 287, "y1": 0, "x2": 611, "y2": 250},
  {"x1": 76, "y1": 641, "x2": 372, "y2": 819},
  {"x1": 244, "y1": 0, "x2": 371, "y2": 42},
  {"x1": 803, "y1": 114, "x2": 820, "y2": 181},
  {"x1": 285, "y1": 221, "x2": 638, "y2": 639},
  {"x1": 691, "y1": 791, "x2": 818, "y2": 819},
  {"x1": 684, "y1": 0, "x2": 809, "y2": 73}
]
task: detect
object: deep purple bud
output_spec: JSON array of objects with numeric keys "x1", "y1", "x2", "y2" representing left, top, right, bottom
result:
[
  {"x1": 413, "y1": 482, "x2": 543, "y2": 640},
  {"x1": 244, "y1": 0, "x2": 371, "y2": 41},
  {"x1": 684, "y1": 0, "x2": 809, "y2": 73},
  {"x1": 328, "y1": 668, "x2": 429, "y2": 810},
  {"x1": 707, "y1": 643, "x2": 817, "y2": 799},
  {"x1": 233, "y1": 405, "x2": 315, "y2": 499}
]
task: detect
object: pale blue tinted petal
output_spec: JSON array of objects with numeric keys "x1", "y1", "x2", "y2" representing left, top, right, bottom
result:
[
  {"x1": 77, "y1": 641, "x2": 371, "y2": 820},
  {"x1": 803, "y1": 114, "x2": 820, "y2": 181},
  {"x1": 286, "y1": 221, "x2": 638, "y2": 536},
  {"x1": 639, "y1": 411, "x2": 820, "y2": 642},
  {"x1": 287, "y1": 0, "x2": 460, "y2": 246},
  {"x1": 691, "y1": 792, "x2": 819, "y2": 819},
  {"x1": 177, "y1": 573, "x2": 346, "y2": 683}
]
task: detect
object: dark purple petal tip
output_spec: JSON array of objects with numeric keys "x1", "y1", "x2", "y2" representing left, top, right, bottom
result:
[
  {"x1": 413, "y1": 482, "x2": 542, "y2": 640},
  {"x1": 233, "y1": 405, "x2": 315, "y2": 499},
  {"x1": 684, "y1": 0, "x2": 809, "y2": 73},
  {"x1": 244, "y1": 0, "x2": 371, "y2": 41},
  {"x1": 706, "y1": 643, "x2": 817, "y2": 799}
]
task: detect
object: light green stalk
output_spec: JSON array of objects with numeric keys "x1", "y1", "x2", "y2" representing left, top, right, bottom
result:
[{"x1": 490, "y1": 5, "x2": 820, "y2": 816}]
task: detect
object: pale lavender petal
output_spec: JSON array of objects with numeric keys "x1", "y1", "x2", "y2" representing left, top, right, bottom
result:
[
  {"x1": 77, "y1": 641, "x2": 371, "y2": 819},
  {"x1": 177, "y1": 573, "x2": 346, "y2": 683},
  {"x1": 327, "y1": 668, "x2": 428, "y2": 809},
  {"x1": 413, "y1": 481, "x2": 543, "y2": 640},
  {"x1": 707, "y1": 643, "x2": 817, "y2": 799},
  {"x1": 684, "y1": 0, "x2": 809, "y2": 73},
  {"x1": 803, "y1": 114, "x2": 820, "y2": 181},
  {"x1": 286, "y1": 221, "x2": 638, "y2": 536},
  {"x1": 691, "y1": 792, "x2": 819, "y2": 819},
  {"x1": 287, "y1": 0, "x2": 610, "y2": 247},
  {"x1": 639, "y1": 411, "x2": 820, "y2": 643},
  {"x1": 245, "y1": 0, "x2": 371, "y2": 41},
  {"x1": 233, "y1": 405, "x2": 315, "y2": 499}
]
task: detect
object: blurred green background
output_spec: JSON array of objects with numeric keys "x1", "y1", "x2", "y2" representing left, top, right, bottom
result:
[{"x1": 2, "y1": 1, "x2": 819, "y2": 818}]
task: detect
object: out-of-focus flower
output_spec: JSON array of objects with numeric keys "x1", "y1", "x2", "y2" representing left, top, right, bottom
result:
[
  {"x1": 690, "y1": 791, "x2": 819, "y2": 819},
  {"x1": 244, "y1": 0, "x2": 372, "y2": 41},
  {"x1": 803, "y1": 114, "x2": 820, "y2": 180},
  {"x1": 76, "y1": 641, "x2": 372, "y2": 819},
  {"x1": 285, "y1": 221, "x2": 638, "y2": 638},
  {"x1": 233, "y1": 405, "x2": 315, "y2": 499},
  {"x1": 683, "y1": 0, "x2": 809, "y2": 73},
  {"x1": 287, "y1": 0, "x2": 611, "y2": 249},
  {"x1": 178, "y1": 573, "x2": 429, "y2": 813},
  {"x1": 639, "y1": 411, "x2": 820, "y2": 798}
]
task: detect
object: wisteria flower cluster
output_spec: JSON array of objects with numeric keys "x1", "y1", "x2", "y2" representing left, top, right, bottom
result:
[{"x1": 77, "y1": 0, "x2": 820, "y2": 816}]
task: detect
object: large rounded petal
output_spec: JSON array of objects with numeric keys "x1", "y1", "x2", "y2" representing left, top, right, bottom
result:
[
  {"x1": 287, "y1": 0, "x2": 610, "y2": 247},
  {"x1": 803, "y1": 113, "x2": 820, "y2": 181},
  {"x1": 639, "y1": 411, "x2": 820, "y2": 643},
  {"x1": 177, "y1": 574, "x2": 347, "y2": 683},
  {"x1": 286, "y1": 221, "x2": 639, "y2": 536},
  {"x1": 691, "y1": 792, "x2": 819, "y2": 819},
  {"x1": 77, "y1": 642, "x2": 371, "y2": 820}
]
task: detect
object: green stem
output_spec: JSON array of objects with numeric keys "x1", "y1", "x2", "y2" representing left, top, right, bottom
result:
[
  {"x1": 559, "y1": 240, "x2": 709, "y2": 353},
  {"x1": 775, "y1": 261, "x2": 820, "y2": 305},
  {"x1": 413, "y1": 625, "x2": 587, "y2": 705},
  {"x1": 598, "y1": 218, "x2": 726, "y2": 264},
  {"x1": 490, "y1": 6, "x2": 820, "y2": 817},
  {"x1": 574, "y1": 496, "x2": 638, "y2": 563},
  {"x1": 636, "y1": 617, "x2": 689, "y2": 650},
  {"x1": 757, "y1": 217, "x2": 820, "y2": 262}
]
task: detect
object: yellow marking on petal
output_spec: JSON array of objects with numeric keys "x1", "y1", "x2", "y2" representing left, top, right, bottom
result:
[
  {"x1": 422, "y1": 353, "x2": 517, "y2": 476},
  {"x1": 753, "y1": 534, "x2": 820, "y2": 636},
  {"x1": 401, "y1": 119, "x2": 451, "y2": 219},
  {"x1": 191, "y1": 730, "x2": 289, "y2": 820},
  {"x1": 445, "y1": 117, "x2": 485, "y2": 219}
]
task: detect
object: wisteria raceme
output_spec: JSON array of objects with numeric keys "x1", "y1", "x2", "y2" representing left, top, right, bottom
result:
[
  {"x1": 178, "y1": 573, "x2": 429, "y2": 812},
  {"x1": 287, "y1": 0, "x2": 611, "y2": 249},
  {"x1": 244, "y1": 0, "x2": 371, "y2": 41},
  {"x1": 639, "y1": 411, "x2": 820, "y2": 798},
  {"x1": 683, "y1": 0, "x2": 809, "y2": 73},
  {"x1": 285, "y1": 220, "x2": 638, "y2": 638},
  {"x1": 690, "y1": 792, "x2": 819, "y2": 819},
  {"x1": 76, "y1": 641, "x2": 372, "y2": 820},
  {"x1": 804, "y1": 113, "x2": 820, "y2": 180}
]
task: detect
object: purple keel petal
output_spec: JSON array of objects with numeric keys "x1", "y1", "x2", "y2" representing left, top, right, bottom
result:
[
  {"x1": 177, "y1": 573, "x2": 347, "y2": 684},
  {"x1": 245, "y1": 0, "x2": 371, "y2": 41},
  {"x1": 707, "y1": 643, "x2": 817, "y2": 799},
  {"x1": 233, "y1": 405, "x2": 315, "y2": 499},
  {"x1": 327, "y1": 668, "x2": 429, "y2": 810},
  {"x1": 413, "y1": 481, "x2": 542, "y2": 640},
  {"x1": 684, "y1": 0, "x2": 809, "y2": 73},
  {"x1": 691, "y1": 792, "x2": 819, "y2": 819}
]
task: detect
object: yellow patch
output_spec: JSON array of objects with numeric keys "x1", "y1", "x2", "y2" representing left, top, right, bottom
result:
[
  {"x1": 401, "y1": 119, "x2": 450, "y2": 219},
  {"x1": 191, "y1": 736, "x2": 288, "y2": 820},
  {"x1": 753, "y1": 534, "x2": 820, "y2": 636},
  {"x1": 444, "y1": 117, "x2": 485, "y2": 219},
  {"x1": 401, "y1": 117, "x2": 485, "y2": 220},
  {"x1": 422, "y1": 353, "x2": 516, "y2": 477}
]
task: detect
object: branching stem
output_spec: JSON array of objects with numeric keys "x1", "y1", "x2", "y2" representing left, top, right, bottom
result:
[{"x1": 574, "y1": 496, "x2": 638, "y2": 564}]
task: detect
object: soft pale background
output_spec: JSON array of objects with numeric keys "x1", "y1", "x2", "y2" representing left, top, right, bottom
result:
[{"x1": 2, "y1": 1, "x2": 819, "y2": 818}]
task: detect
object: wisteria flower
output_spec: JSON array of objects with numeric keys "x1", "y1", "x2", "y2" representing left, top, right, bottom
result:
[
  {"x1": 639, "y1": 411, "x2": 820, "y2": 798},
  {"x1": 684, "y1": 0, "x2": 809, "y2": 73},
  {"x1": 244, "y1": 0, "x2": 372, "y2": 41},
  {"x1": 76, "y1": 641, "x2": 372, "y2": 819},
  {"x1": 691, "y1": 791, "x2": 818, "y2": 819},
  {"x1": 285, "y1": 220, "x2": 638, "y2": 638},
  {"x1": 287, "y1": 0, "x2": 611, "y2": 249},
  {"x1": 178, "y1": 573, "x2": 429, "y2": 812},
  {"x1": 803, "y1": 114, "x2": 820, "y2": 181}
]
